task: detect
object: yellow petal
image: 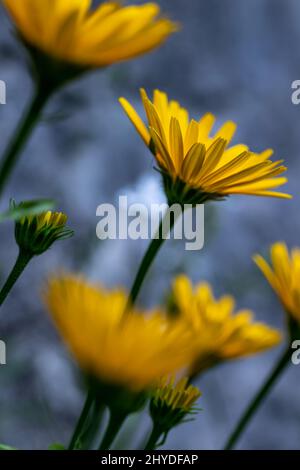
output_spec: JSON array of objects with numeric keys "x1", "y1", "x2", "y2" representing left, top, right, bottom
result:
[
  {"x1": 253, "y1": 254, "x2": 278, "y2": 290},
  {"x1": 169, "y1": 117, "x2": 184, "y2": 170},
  {"x1": 213, "y1": 121, "x2": 237, "y2": 146},
  {"x1": 181, "y1": 143, "x2": 206, "y2": 181},
  {"x1": 200, "y1": 151, "x2": 250, "y2": 186},
  {"x1": 184, "y1": 119, "x2": 199, "y2": 154},
  {"x1": 195, "y1": 138, "x2": 227, "y2": 181},
  {"x1": 198, "y1": 113, "x2": 216, "y2": 142},
  {"x1": 119, "y1": 97, "x2": 150, "y2": 145},
  {"x1": 149, "y1": 127, "x2": 176, "y2": 174}
]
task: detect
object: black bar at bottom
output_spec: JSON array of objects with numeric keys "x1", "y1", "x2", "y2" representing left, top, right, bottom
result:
[{"x1": 0, "y1": 450, "x2": 300, "y2": 467}]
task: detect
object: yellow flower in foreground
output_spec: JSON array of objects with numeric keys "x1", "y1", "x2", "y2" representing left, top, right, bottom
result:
[
  {"x1": 254, "y1": 242, "x2": 300, "y2": 324},
  {"x1": 120, "y1": 89, "x2": 291, "y2": 203},
  {"x1": 44, "y1": 275, "x2": 197, "y2": 392},
  {"x1": 4, "y1": 1, "x2": 177, "y2": 67},
  {"x1": 172, "y1": 275, "x2": 281, "y2": 376}
]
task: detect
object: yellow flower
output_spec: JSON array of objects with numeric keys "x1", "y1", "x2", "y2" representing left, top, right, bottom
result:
[
  {"x1": 44, "y1": 274, "x2": 197, "y2": 392},
  {"x1": 120, "y1": 89, "x2": 291, "y2": 203},
  {"x1": 254, "y1": 242, "x2": 300, "y2": 324},
  {"x1": 3, "y1": 1, "x2": 178, "y2": 67},
  {"x1": 149, "y1": 376, "x2": 201, "y2": 436},
  {"x1": 171, "y1": 275, "x2": 281, "y2": 376},
  {"x1": 15, "y1": 209, "x2": 73, "y2": 255},
  {"x1": 153, "y1": 376, "x2": 201, "y2": 412}
]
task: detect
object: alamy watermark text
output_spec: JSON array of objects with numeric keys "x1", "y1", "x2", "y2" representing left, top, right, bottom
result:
[{"x1": 96, "y1": 196, "x2": 204, "y2": 251}]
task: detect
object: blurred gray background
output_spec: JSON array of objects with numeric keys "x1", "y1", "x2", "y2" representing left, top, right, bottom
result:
[{"x1": 0, "y1": 0, "x2": 299, "y2": 450}]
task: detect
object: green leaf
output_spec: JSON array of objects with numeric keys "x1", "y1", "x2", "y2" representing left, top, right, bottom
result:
[
  {"x1": 0, "y1": 199, "x2": 55, "y2": 223},
  {"x1": 0, "y1": 444, "x2": 17, "y2": 450},
  {"x1": 48, "y1": 443, "x2": 66, "y2": 450}
]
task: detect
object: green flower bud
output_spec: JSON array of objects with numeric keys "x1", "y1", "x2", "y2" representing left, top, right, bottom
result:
[
  {"x1": 150, "y1": 377, "x2": 201, "y2": 435},
  {"x1": 15, "y1": 208, "x2": 73, "y2": 256}
]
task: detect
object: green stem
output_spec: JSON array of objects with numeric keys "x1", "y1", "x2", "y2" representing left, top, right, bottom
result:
[
  {"x1": 224, "y1": 346, "x2": 291, "y2": 450},
  {"x1": 0, "y1": 86, "x2": 52, "y2": 197},
  {"x1": 144, "y1": 424, "x2": 162, "y2": 450},
  {"x1": 0, "y1": 249, "x2": 33, "y2": 307},
  {"x1": 98, "y1": 411, "x2": 127, "y2": 450},
  {"x1": 127, "y1": 209, "x2": 177, "y2": 307},
  {"x1": 68, "y1": 389, "x2": 94, "y2": 450},
  {"x1": 70, "y1": 210, "x2": 177, "y2": 449},
  {"x1": 79, "y1": 404, "x2": 105, "y2": 450}
]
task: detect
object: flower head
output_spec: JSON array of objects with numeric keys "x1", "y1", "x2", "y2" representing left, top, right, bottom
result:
[
  {"x1": 44, "y1": 274, "x2": 197, "y2": 392},
  {"x1": 171, "y1": 275, "x2": 281, "y2": 376},
  {"x1": 152, "y1": 376, "x2": 201, "y2": 413},
  {"x1": 150, "y1": 376, "x2": 201, "y2": 435},
  {"x1": 15, "y1": 209, "x2": 73, "y2": 255},
  {"x1": 120, "y1": 89, "x2": 291, "y2": 204},
  {"x1": 254, "y1": 242, "x2": 300, "y2": 326},
  {"x1": 4, "y1": 1, "x2": 177, "y2": 73}
]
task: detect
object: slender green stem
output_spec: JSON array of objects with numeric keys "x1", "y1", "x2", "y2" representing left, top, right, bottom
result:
[
  {"x1": 224, "y1": 346, "x2": 291, "y2": 450},
  {"x1": 98, "y1": 411, "x2": 127, "y2": 450},
  {"x1": 68, "y1": 389, "x2": 94, "y2": 450},
  {"x1": 79, "y1": 404, "x2": 105, "y2": 450},
  {"x1": 0, "y1": 249, "x2": 33, "y2": 307},
  {"x1": 144, "y1": 424, "x2": 162, "y2": 450},
  {"x1": 127, "y1": 236, "x2": 165, "y2": 307},
  {"x1": 0, "y1": 86, "x2": 52, "y2": 197},
  {"x1": 71, "y1": 210, "x2": 177, "y2": 449},
  {"x1": 127, "y1": 210, "x2": 177, "y2": 307}
]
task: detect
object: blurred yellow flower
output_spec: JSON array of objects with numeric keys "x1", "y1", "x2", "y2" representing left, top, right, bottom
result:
[
  {"x1": 120, "y1": 89, "x2": 291, "y2": 203},
  {"x1": 3, "y1": 1, "x2": 178, "y2": 67},
  {"x1": 172, "y1": 275, "x2": 281, "y2": 376},
  {"x1": 44, "y1": 275, "x2": 197, "y2": 392},
  {"x1": 254, "y1": 242, "x2": 300, "y2": 324}
]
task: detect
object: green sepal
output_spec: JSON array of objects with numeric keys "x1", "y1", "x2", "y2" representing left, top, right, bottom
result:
[
  {"x1": 160, "y1": 170, "x2": 226, "y2": 206},
  {"x1": 287, "y1": 315, "x2": 300, "y2": 342},
  {"x1": 88, "y1": 376, "x2": 148, "y2": 416},
  {"x1": 18, "y1": 34, "x2": 90, "y2": 94}
]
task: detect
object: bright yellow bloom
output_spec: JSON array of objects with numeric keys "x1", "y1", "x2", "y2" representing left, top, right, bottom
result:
[
  {"x1": 153, "y1": 376, "x2": 201, "y2": 412},
  {"x1": 254, "y1": 242, "x2": 300, "y2": 324},
  {"x1": 44, "y1": 275, "x2": 197, "y2": 392},
  {"x1": 120, "y1": 89, "x2": 291, "y2": 202},
  {"x1": 3, "y1": 1, "x2": 177, "y2": 67},
  {"x1": 172, "y1": 275, "x2": 281, "y2": 376}
]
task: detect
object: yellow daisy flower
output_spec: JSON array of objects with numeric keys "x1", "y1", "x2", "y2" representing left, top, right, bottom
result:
[
  {"x1": 171, "y1": 275, "x2": 281, "y2": 377},
  {"x1": 254, "y1": 242, "x2": 300, "y2": 324},
  {"x1": 3, "y1": 1, "x2": 178, "y2": 67},
  {"x1": 120, "y1": 89, "x2": 291, "y2": 204},
  {"x1": 44, "y1": 274, "x2": 197, "y2": 392}
]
